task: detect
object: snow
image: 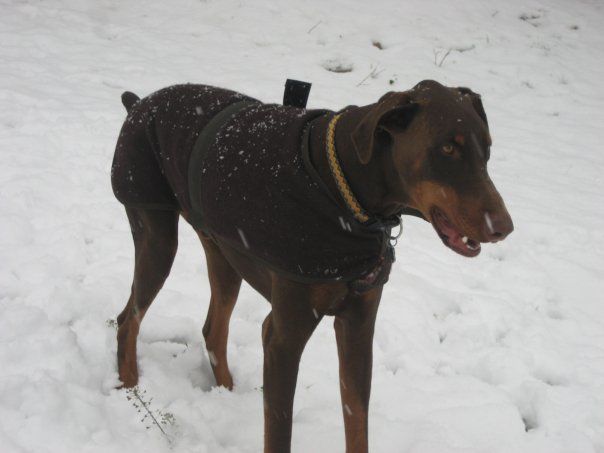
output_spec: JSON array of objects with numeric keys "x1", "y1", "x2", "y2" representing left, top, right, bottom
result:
[{"x1": 1, "y1": 0, "x2": 604, "y2": 452}]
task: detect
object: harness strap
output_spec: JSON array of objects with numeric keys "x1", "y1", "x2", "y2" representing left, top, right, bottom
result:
[{"x1": 188, "y1": 100, "x2": 259, "y2": 230}]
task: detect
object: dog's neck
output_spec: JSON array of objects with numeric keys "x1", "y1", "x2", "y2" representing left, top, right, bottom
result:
[{"x1": 309, "y1": 108, "x2": 409, "y2": 220}]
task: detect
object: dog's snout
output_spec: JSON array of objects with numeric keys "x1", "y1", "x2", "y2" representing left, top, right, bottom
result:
[{"x1": 483, "y1": 210, "x2": 514, "y2": 242}]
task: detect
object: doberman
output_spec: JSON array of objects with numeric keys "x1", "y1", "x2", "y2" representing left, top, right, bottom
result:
[{"x1": 111, "y1": 80, "x2": 513, "y2": 452}]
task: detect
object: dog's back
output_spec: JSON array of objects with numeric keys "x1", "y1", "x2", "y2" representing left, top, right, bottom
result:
[{"x1": 111, "y1": 84, "x2": 258, "y2": 211}]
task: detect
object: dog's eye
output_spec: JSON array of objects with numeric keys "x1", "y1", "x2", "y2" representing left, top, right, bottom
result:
[{"x1": 442, "y1": 144, "x2": 455, "y2": 155}]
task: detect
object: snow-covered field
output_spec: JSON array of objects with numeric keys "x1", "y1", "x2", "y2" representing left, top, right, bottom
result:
[{"x1": 1, "y1": 0, "x2": 604, "y2": 451}]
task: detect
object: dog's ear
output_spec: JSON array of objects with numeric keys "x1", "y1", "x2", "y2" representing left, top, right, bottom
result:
[
  {"x1": 351, "y1": 91, "x2": 419, "y2": 164},
  {"x1": 457, "y1": 87, "x2": 488, "y2": 127}
]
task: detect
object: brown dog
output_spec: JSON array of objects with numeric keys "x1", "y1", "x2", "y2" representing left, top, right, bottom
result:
[{"x1": 111, "y1": 80, "x2": 513, "y2": 452}]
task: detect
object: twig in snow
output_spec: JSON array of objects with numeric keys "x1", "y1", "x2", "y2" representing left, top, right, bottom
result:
[
  {"x1": 307, "y1": 20, "x2": 322, "y2": 34},
  {"x1": 433, "y1": 48, "x2": 452, "y2": 67},
  {"x1": 356, "y1": 64, "x2": 385, "y2": 86},
  {"x1": 126, "y1": 387, "x2": 176, "y2": 446},
  {"x1": 432, "y1": 44, "x2": 474, "y2": 67},
  {"x1": 452, "y1": 44, "x2": 475, "y2": 53},
  {"x1": 519, "y1": 12, "x2": 542, "y2": 27}
]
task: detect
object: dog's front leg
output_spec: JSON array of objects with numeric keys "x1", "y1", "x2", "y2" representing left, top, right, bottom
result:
[
  {"x1": 262, "y1": 280, "x2": 324, "y2": 453},
  {"x1": 334, "y1": 287, "x2": 382, "y2": 453}
]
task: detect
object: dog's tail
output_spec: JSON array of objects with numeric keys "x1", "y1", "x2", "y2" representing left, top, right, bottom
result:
[{"x1": 121, "y1": 91, "x2": 140, "y2": 113}]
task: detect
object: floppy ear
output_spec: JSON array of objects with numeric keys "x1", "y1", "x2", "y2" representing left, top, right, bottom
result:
[
  {"x1": 457, "y1": 87, "x2": 488, "y2": 127},
  {"x1": 351, "y1": 91, "x2": 418, "y2": 164}
]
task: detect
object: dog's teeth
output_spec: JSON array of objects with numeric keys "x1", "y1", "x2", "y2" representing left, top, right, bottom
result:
[{"x1": 462, "y1": 236, "x2": 468, "y2": 244}]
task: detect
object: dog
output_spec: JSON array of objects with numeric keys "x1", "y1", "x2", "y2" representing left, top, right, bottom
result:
[{"x1": 111, "y1": 80, "x2": 513, "y2": 452}]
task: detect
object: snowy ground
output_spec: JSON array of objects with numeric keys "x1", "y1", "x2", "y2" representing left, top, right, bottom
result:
[{"x1": 1, "y1": 0, "x2": 604, "y2": 451}]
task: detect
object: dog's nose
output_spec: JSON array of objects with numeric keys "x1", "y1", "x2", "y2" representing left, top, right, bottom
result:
[{"x1": 483, "y1": 210, "x2": 514, "y2": 242}]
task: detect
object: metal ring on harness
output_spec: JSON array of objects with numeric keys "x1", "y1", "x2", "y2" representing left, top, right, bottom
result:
[{"x1": 389, "y1": 217, "x2": 403, "y2": 246}]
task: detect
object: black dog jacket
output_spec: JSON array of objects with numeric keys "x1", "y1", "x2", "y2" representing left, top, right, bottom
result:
[{"x1": 112, "y1": 84, "x2": 394, "y2": 283}]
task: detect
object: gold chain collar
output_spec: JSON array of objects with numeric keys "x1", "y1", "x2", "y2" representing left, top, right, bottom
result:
[{"x1": 326, "y1": 114, "x2": 370, "y2": 223}]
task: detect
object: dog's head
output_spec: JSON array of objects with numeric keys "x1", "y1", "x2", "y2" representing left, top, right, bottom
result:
[{"x1": 351, "y1": 80, "x2": 513, "y2": 257}]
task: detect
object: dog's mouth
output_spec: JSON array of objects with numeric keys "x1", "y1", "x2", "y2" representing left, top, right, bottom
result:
[{"x1": 430, "y1": 207, "x2": 481, "y2": 257}]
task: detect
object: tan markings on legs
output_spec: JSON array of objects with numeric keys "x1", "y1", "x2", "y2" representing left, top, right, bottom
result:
[
  {"x1": 199, "y1": 234, "x2": 242, "y2": 390},
  {"x1": 116, "y1": 208, "x2": 179, "y2": 388}
]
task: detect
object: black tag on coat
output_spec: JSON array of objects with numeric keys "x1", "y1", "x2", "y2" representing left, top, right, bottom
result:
[{"x1": 283, "y1": 79, "x2": 311, "y2": 108}]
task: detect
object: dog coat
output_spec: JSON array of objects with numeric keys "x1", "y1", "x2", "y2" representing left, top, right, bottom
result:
[{"x1": 112, "y1": 84, "x2": 395, "y2": 283}]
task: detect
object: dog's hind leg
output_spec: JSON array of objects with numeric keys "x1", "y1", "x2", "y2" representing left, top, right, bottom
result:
[
  {"x1": 199, "y1": 234, "x2": 242, "y2": 390},
  {"x1": 116, "y1": 207, "x2": 179, "y2": 388}
]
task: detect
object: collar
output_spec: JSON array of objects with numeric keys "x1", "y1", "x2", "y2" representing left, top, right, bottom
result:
[
  {"x1": 326, "y1": 113, "x2": 371, "y2": 223},
  {"x1": 303, "y1": 112, "x2": 404, "y2": 238},
  {"x1": 325, "y1": 113, "x2": 427, "y2": 229}
]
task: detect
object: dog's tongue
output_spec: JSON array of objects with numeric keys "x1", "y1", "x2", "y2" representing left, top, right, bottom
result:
[{"x1": 438, "y1": 214, "x2": 460, "y2": 241}]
